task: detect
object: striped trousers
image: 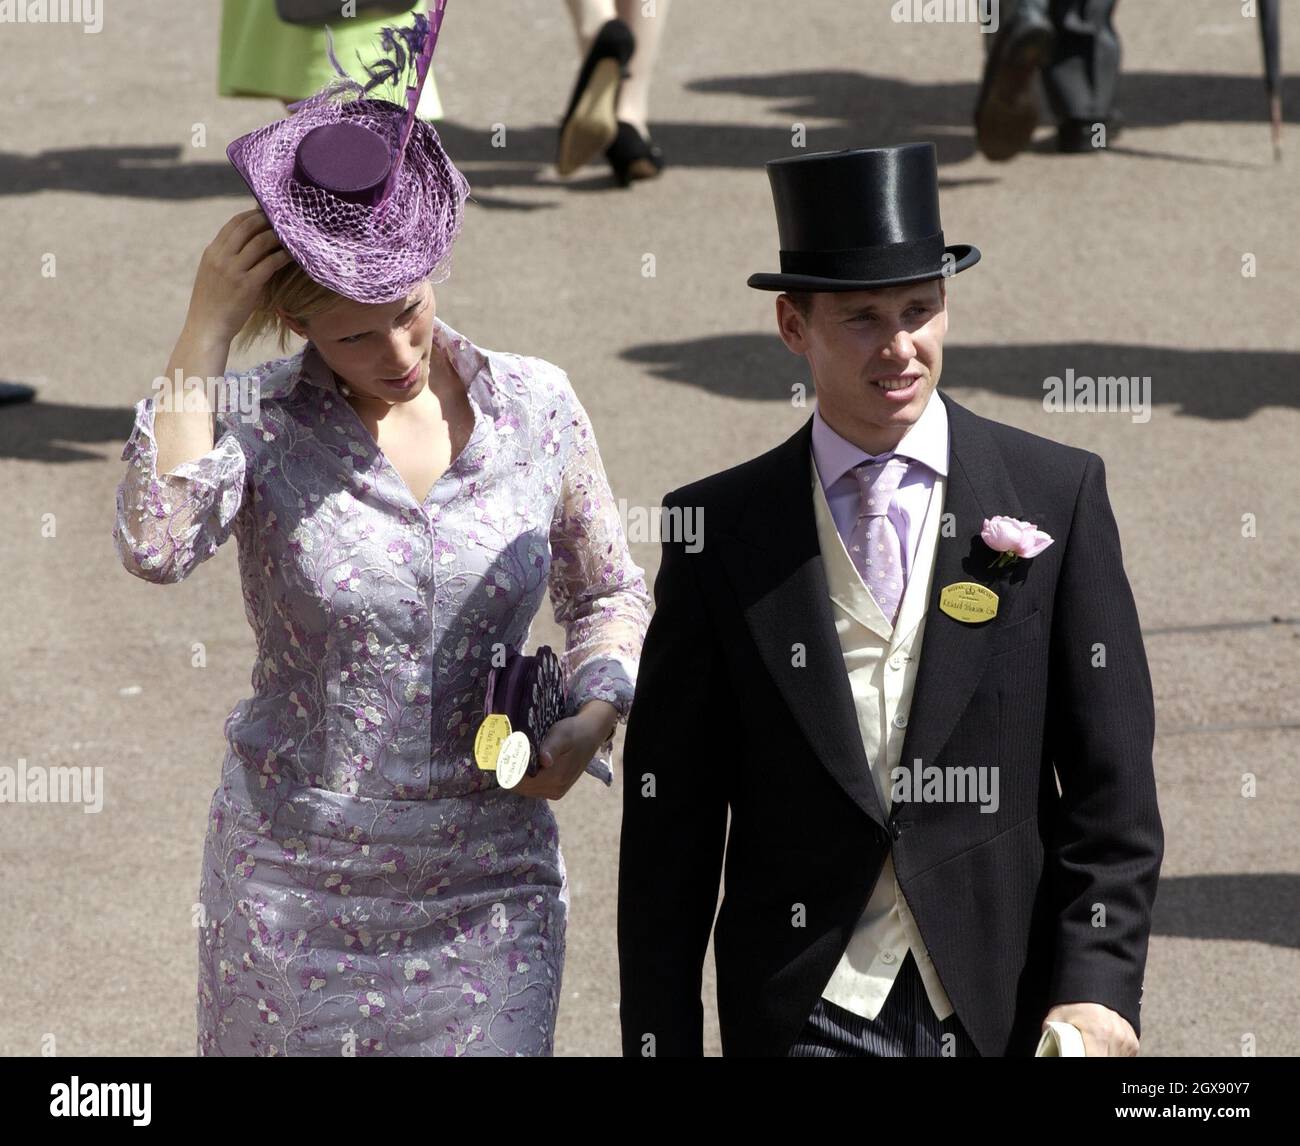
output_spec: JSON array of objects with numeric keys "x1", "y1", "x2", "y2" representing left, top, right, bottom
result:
[{"x1": 787, "y1": 950, "x2": 980, "y2": 1057}]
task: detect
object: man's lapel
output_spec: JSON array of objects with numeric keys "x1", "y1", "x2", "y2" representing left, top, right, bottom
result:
[
  {"x1": 716, "y1": 415, "x2": 887, "y2": 828},
  {"x1": 714, "y1": 391, "x2": 1027, "y2": 827}
]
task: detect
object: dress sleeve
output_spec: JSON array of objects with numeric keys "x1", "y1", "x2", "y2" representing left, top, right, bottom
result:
[
  {"x1": 112, "y1": 390, "x2": 250, "y2": 584},
  {"x1": 547, "y1": 383, "x2": 651, "y2": 786}
]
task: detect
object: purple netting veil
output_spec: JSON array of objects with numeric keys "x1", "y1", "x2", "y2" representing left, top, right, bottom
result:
[{"x1": 225, "y1": 3, "x2": 469, "y2": 305}]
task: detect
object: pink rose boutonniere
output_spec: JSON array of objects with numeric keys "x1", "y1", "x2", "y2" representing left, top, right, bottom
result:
[{"x1": 981, "y1": 515, "x2": 1054, "y2": 569}]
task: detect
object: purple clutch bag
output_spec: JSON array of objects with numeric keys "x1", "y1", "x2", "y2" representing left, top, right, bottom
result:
[{"x1": 481, "y1": 646, "x2": 567, "y2": 778}]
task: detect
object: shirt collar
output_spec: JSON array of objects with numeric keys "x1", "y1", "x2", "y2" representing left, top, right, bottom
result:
[{"x1": 810, "y1": 385, "x2": 950, "y2": 490}]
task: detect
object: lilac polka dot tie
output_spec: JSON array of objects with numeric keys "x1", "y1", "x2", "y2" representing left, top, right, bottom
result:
[{"x1": 848, "y1": 456, "x2": 910, "y2": 627}]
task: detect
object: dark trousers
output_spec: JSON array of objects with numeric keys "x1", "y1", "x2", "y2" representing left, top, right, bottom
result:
[
  {"x1": 987, "y1": 0, "x2": 1122, "y2": 123},
  {"x1": 787, "y1": 950, "x2": 981, "y2": 1057}
]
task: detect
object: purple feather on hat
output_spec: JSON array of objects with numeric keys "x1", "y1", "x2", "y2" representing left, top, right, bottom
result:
[
  {"x1": 372, "y1": 2, "x2": 445, "y2": 211},
  {"x1": 226, "y1": 0, "x2": 469, "y2": 305}
]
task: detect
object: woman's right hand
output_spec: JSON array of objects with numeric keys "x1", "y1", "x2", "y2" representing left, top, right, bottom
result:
[{"x1": 185, "y1": 208, "x2": 294, "y2": 343}]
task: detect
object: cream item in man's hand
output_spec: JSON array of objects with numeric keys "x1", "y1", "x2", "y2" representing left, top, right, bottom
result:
[{"x1": 1035, "y1": 1020, "x2": 1087, "y2": 1057}]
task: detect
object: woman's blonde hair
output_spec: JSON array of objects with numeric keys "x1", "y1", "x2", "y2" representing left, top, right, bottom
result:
[{"x1": 233, "y1": 259, "x2": 351, "y2": 357}]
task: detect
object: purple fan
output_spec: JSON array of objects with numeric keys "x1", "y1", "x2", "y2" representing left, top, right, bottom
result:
[{"x1": 482, "y1": 646, "x2": 567, "y2": 778}]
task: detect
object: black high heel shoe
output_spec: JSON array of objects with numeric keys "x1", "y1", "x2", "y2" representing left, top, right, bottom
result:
[
  {"x1": 605, "y1": 121, "x2": 665, "y2": 187},
  {"x1": 557, "y1": 19, "x2": 636, "y2": 177}
]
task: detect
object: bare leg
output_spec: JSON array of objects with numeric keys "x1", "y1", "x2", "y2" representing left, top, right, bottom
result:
[
  {"x1": 564, "y1": 0, "x2": 618, "y2": 53},
  {"x1": 613, "y1": 0, "x2": 671, "y2": 140}
]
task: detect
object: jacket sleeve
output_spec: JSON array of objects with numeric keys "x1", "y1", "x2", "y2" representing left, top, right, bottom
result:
[
  {"x1": 547, "y1": 383, "x2": 651, "y2": 785},
  {"x1": 1043, "y1": 452, "x2": 1163, "y2": 1038},
  {"x1": 618, "y1": 489, "x2": 730, "y2": 1057},
  {"x1": 112, "y1": 391, "x2": 250, "y2": 584}
]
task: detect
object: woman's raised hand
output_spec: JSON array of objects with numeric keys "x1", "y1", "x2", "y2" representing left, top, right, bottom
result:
[{"x1": 186, "y1": 208, "x2": 294, "y2": 343}]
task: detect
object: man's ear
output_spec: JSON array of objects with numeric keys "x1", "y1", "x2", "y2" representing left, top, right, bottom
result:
[{"x1": 775, "y1": 294, "x2": 809, "y2": 355}]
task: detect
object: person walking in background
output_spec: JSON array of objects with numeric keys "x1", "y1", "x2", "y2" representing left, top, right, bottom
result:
[
  {"x1": 557, "y1": 0, "x2": 672, "y2": 185},
  {"x1": 975, "y1": 0, "x2": 1122, "y2": 159},
  {"x1": 220, "y1": 0, "x2": 445, "y2": 116}
]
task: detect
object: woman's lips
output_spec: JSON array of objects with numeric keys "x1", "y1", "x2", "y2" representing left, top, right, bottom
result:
[{"x1": 382, "y1": 359, "x2": 422, "y2": 388}]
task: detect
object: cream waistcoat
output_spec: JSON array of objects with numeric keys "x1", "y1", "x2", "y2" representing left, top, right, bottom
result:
[{"x1": 810, "y1": 451, "x2": 955, "y2": 1022}]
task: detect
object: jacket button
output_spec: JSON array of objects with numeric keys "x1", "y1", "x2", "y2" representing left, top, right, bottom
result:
[{"x1": 890, "y1": 819, "x2": 903, "y2": 840}]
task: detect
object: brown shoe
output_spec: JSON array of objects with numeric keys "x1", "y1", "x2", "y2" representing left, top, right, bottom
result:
[{"x1": 974, "y1": 11, "x2": 1056, "y2": 162}]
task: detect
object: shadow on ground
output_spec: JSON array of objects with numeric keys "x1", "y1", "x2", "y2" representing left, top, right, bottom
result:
[
  {"x1": 4, "y1": 71, "x2": 1292, "y2": 201},
  {"x1": 618, "y1": 336, "x2": 1300, "y2": 418},
  {"x1": 1, "y1": 336, "x2": 1293, "y2": 466},
  {"x1": 1153, "y1": 873, "x2": 1300, "y2": 949}
]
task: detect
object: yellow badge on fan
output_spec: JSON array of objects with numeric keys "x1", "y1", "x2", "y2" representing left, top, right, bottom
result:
[
  {"x1": 939, "y1": 581, "x2": 999, "y2": 623},
  {"x1": 474, "y1": 714, "x2": 512, "y2": 770}
]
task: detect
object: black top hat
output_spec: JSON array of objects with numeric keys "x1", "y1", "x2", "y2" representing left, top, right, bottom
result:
[{"x1": 747, "y1": 142, "x2": 980, "y2": 292}]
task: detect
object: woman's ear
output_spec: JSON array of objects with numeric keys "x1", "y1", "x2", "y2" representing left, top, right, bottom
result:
[{"x1": 275, "y1": 306, "x2": 308, "y2": 341}]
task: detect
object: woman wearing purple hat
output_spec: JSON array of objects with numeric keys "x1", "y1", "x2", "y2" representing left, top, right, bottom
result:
[{"x1": 112, "y1": 4, "x2": 649, "y2": 1056}]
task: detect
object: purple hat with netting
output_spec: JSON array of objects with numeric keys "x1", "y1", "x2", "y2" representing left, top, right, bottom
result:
[{"x1": 226, "y1": 1, "x2": 469, "y2": 305}]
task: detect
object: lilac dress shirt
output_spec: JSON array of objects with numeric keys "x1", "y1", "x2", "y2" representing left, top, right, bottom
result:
[{"x1": 809, "y1": 387, "x2": 951, "y2": 585}]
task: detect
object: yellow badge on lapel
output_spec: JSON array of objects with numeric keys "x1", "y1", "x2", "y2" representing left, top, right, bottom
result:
[{"x1": 939, "y1": 581, "x2": 999, "y2": 623}]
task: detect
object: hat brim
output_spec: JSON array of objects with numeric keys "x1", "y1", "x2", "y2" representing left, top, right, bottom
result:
[
  {"x1": 226, "y1": 96, "x2": 469, "y2": 305},
  {"x1": 747, "y1": 244, "x2": 980, "y2": 291}
]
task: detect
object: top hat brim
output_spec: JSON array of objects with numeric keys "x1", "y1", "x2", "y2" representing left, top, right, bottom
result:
[{"x1": 747, "y1": 244, "x2": 980, "y2": 292}]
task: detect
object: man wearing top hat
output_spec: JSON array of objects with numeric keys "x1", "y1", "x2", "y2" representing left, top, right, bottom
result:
[{"x1": 617, "y1": 142, "x2": 1163, "y2": 1057}]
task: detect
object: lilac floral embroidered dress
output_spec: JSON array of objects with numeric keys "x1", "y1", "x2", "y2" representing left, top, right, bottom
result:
[{"x1": 112, "y1": 315, "x2": 650, "y2": 1056}]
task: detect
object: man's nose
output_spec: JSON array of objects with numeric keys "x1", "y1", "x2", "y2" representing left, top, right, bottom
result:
[{"x1": 882, "y1": 325, "x2": 915, "y2": 360}]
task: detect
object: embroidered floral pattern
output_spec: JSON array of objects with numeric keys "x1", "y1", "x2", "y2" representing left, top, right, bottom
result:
[{"x1": 113, "y1": 317, "x2": 650, "y2": 1055}]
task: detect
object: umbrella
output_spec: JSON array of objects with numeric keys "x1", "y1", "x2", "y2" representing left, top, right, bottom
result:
[{"x1": 1259, "y1": 0, "x2": 1282, "y2": 159}]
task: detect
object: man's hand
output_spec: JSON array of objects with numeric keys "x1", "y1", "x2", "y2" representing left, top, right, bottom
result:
[
  {"x1": 1043, "y1": 1002, "x2": 1138, "y2": 1056},
  {"x1": 511, "y1": 700, "x2": 618, "y2": 801}
]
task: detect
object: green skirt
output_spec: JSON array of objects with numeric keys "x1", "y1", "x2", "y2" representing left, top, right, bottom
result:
[{"x1": 219, "y1": 0, "x2": 443, "y2": 118}]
